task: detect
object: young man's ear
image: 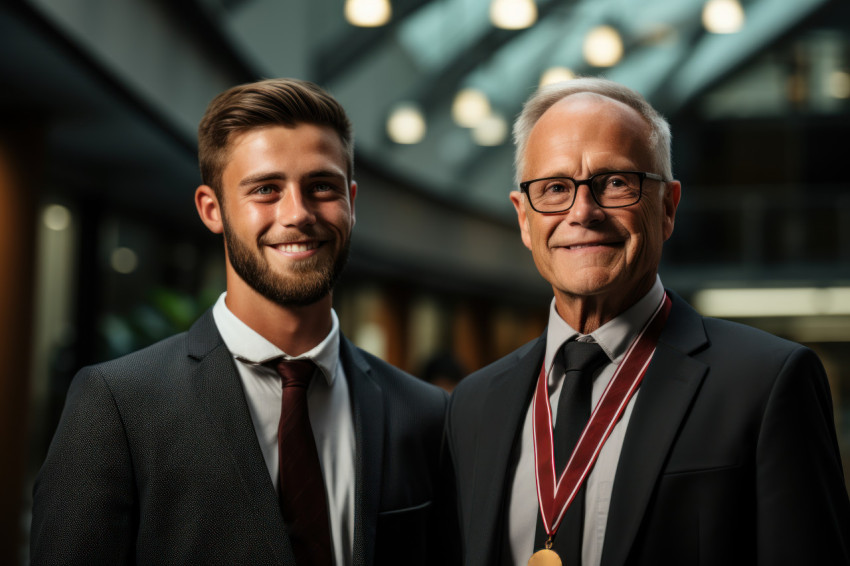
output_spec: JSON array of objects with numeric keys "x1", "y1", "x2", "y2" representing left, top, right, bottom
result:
[{"x1": 195, "y1": 185, "x2": 224, "y2": 234}]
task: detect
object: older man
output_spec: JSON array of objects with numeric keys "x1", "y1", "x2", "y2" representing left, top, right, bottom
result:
[{"x1": 447, "y1": 78, "x2": 850, "y2": 566}]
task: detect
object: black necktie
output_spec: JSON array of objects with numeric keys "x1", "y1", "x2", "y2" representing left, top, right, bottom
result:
[
  {"x1": 533, "y1": 340, "x2": 608, "y2": 564},
  {"x1": 276, "y1": 359, "x2": 333, "y2": 566}
]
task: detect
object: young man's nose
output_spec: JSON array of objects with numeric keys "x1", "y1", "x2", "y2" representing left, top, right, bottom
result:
[{"x1": 278, "y1": 186, "x2": 316, "y2": 227}]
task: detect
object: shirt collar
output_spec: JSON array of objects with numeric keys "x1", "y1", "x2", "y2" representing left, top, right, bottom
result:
[
  {"x1": 544, "y1": 276, "x2": 665, "y2": 380},
  {"x1": 211, "y1": 292, "x2": 340, "y2": 386}
]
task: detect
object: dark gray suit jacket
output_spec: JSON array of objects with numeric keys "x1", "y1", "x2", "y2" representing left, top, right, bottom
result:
[
  {"x1": 31, "y1": 310, "x2": 458, "y2": 565},
  {"x1": 447, "y1": 292, "x2": 850, "y2": 565}
]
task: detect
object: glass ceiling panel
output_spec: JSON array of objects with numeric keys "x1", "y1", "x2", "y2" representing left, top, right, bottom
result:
[
  {"x1": 399, "y1": 0, "x2": 492, "y2": 72},
  {"x1": 452, "y1": 0, "x2": 706, "y2": 114},
  {"x1": 464, "y1": 16, "x2": 563, "y2": 108}
]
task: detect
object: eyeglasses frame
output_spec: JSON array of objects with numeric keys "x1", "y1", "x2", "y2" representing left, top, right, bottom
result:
[{"x1": 518, "y1": 171, "x2": 666, "y2": 214}]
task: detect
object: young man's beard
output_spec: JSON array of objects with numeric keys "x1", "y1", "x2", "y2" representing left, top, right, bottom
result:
[{"x1": 223, "y1": 223, "x2": 351, "y2": 308}]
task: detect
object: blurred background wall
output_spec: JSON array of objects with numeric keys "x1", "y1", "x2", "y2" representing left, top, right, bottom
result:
[{"x1": 2, "y1": 0, "x2": 848, "y2": 562}]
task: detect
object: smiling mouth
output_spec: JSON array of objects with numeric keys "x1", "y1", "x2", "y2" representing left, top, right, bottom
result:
[
  {"x1": 273, "y1": 241, "x2": 322, "y2": 253},
  {"x1": 565, "y1": 242, "x2": 616, "y2": 250}
]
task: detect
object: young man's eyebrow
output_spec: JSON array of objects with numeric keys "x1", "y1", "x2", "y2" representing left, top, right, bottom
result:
[
  {"x1": 304, "y1": 169, "x2": 346, "y2": 180},
  {"x1": 238, "y1": 172, "x2": 286, "y2": 187}
]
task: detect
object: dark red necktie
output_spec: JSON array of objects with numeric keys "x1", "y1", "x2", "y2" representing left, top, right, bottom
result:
[{"x1": 276, "y1": 359, "x2": 333, "y2": 566}]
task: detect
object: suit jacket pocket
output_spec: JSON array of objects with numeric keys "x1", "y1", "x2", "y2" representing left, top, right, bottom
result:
[{"x1": 375, "y1": 500, "x2": 432, "y2": 566}]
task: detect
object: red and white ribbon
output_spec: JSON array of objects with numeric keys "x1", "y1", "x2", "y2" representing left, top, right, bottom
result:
[{"x1": 533, "y1": 293, "x2": 672, "y2": 536}]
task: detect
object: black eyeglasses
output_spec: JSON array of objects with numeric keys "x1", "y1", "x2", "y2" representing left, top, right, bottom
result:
[{"x1": 519, "y1": 171, "x2": 665, "y2": 214}]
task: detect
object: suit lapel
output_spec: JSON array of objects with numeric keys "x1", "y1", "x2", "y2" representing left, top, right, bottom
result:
[
  {"x1": 467, "y1": 337, "x2": 545, "y2": 565},
  {"x1": 340, "y1": 336, "x2": 384, "y2": 566},
  {"x1": 187, "y1": 311, "x2": 292, "y2": 564},
  {"x1": 600, "y1": 293, "x2": 709, "y2": 566}
]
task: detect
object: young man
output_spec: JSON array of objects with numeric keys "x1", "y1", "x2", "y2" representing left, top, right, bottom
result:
[
  {"x1": 31, "y1": 79, "x2": 456, "y2": 565},
  {"x1": 447, "y1": 78, "x2": 850, "y2": 565}
]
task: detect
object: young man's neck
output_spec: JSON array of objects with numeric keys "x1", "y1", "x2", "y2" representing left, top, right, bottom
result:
[{"x1": 224, "y1": 285, "x2": 333, "y2": 357}]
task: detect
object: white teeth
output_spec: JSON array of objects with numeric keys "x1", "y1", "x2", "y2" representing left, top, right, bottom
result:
[
  {"x1": 278, "y1": 242, "x2": 320, "y2": 253},
  {"x1": 570, "y1": 244, "x2": 596, "y2": 249}
]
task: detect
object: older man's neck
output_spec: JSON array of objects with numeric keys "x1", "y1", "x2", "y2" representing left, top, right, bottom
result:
[{"x1": 554, "y1": 284, "x2": 651, "y2": 335}]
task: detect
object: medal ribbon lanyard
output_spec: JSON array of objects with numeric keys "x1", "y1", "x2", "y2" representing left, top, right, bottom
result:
[{"x1": 533, "y1": 293, "x2": 672, "y2": 537}]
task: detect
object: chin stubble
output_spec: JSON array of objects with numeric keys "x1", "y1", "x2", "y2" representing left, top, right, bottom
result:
[{"x1": 223, "y1": 223, "x2": 351, "y2": 308}]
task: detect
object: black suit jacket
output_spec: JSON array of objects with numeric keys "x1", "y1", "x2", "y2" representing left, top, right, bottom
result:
[
  {"x1": 31, "y1": 310, "x2": 458, "y2": 565},
  {"x1": 447, "y1": 292, "x2": 850, "y2": 565}
]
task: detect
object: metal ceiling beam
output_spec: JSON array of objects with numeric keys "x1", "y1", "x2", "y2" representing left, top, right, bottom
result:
[
  {"x1": 313, "y1": 0, "x2": 432, "y2": 84},
  {"x1": 413, "y1": 0, "x2": 570, "y2": 109},
  {"x1": 156, "y1": 0, "x2": 263, "y2": 82},
  {"x1": 663, "y1": 0, "x2": 833, "y2": 113},
  {"x1": 389, "y1": 0, "x2": 583, "y2": 193}
]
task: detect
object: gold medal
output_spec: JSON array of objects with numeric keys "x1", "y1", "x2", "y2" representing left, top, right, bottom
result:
[{"x1": 527, "y1": 548, "x2": 562, "y2": 566}]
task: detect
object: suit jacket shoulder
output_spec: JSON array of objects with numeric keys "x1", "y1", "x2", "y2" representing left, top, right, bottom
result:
[
  {"x1": 345, "y1": 339, "x2": 448, "y2": 407},
  {"x1": 603, "y1": 291, "x2": 850, "y2": 566},
  {"x1": 73, "y1": 304, "x2": 222, "y2": 394},
  {"x1": 450, "y1": 335, "x2": 543, "y2": 412},
  {"x1": 32, "y1": 311, "x2": 288, "y2": 565},
  {"x1": 446, "y1": 335, "x2": 546, "y2": 565}
]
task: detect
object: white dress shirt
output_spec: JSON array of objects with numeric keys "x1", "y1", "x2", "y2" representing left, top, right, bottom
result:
[
  {"x1": 507, "y1": 277, "x2": 665, "y2": 566},
  {"x1": 212, "y1": 293, "x2": 355, "y2": 566}
]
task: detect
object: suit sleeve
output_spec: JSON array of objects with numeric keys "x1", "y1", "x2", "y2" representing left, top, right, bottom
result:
[
  {"x1": 756, "y1": 346, "x2": 850, "y2": 565},
  {"x1": 31, "y1": 366, "x2": 137, "y2": 565}
]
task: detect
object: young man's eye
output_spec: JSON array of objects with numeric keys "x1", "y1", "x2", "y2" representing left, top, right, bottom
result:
[
  {"x1": 255, "y1": 185, "x2": 274, "y2": 195},
  {"x1": 310, "y1": 182, "x2": 348, "y2": 196}
]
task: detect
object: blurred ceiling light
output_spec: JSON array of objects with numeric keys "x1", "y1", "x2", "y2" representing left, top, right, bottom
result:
[
  {"x1": 452, "y1": 88, "x2": 491, "y2": 128},
  {"x1": 387, "y1": 103, "x2": 426, "y2": 144},
  {"x1": 345, "y1": 0, "x2": 391, "y2": 27},
  {"x1": 692, "y1": 287, "x2": 850, "y2": 317},
  {"x1": 583, "y1": 25, "x2": 624, "y2": 67},
  {"x1": 490, "y1": 0, "x2": 537, "y2": 30},
  {"x1": 702, "y1": 0, "x2": 745, "y2": 34},
  {"x1": 540, "y1": 67, "x2": 575, "y2": 87},
  {"x1": 43, "y1": 204, "x2": 71, "y2": 231},
  {"x1": 111, "y1": 247, "x2": 138, "y2": 275},
  {"x1": 472, "y1": 113, "x2": 508, "y2": 146},
  {"x1": 826, "y1": 70, "x2": 850, "y2": 99}
]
